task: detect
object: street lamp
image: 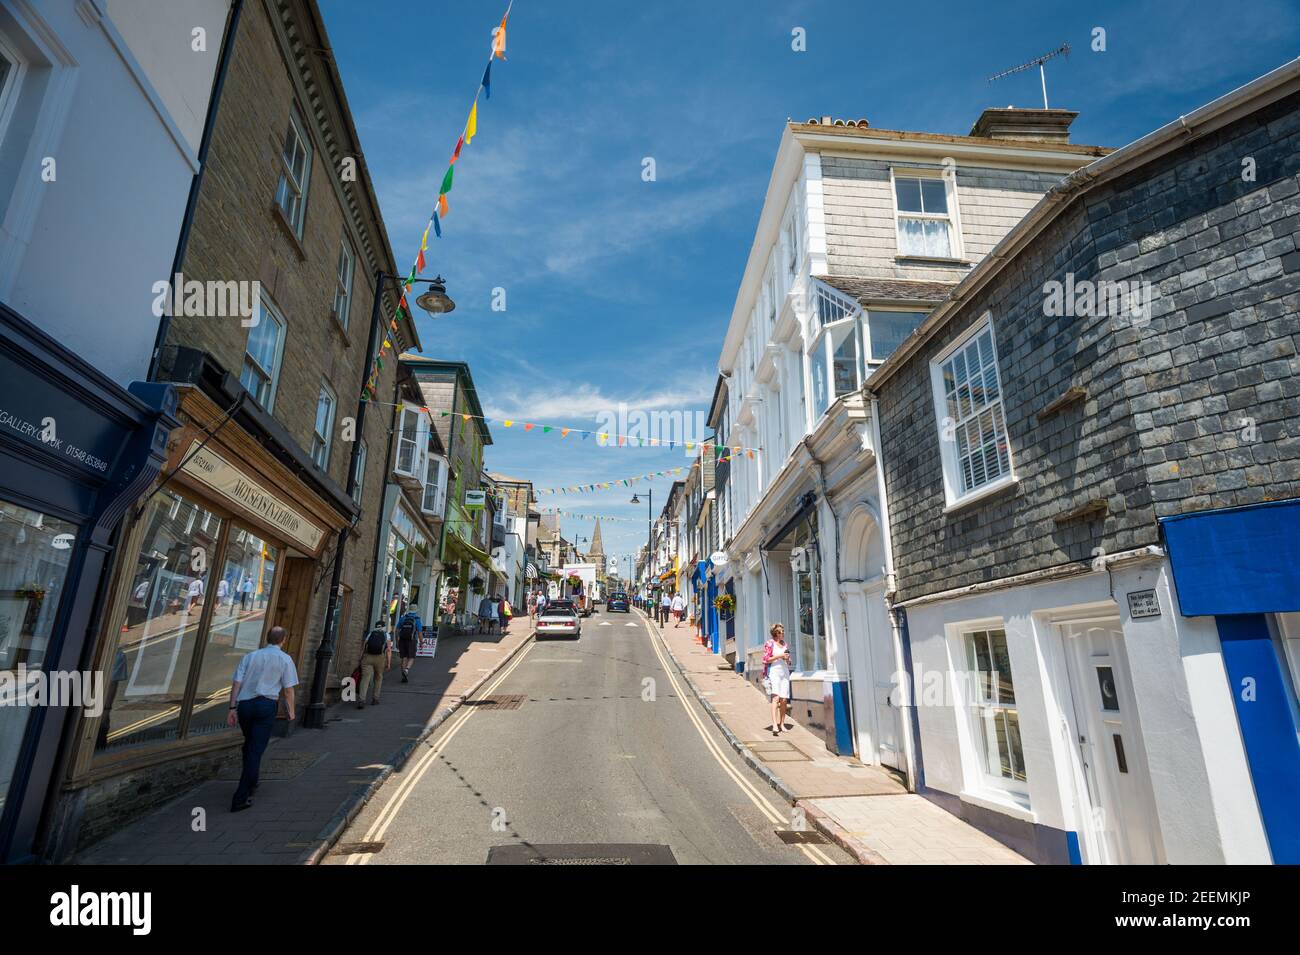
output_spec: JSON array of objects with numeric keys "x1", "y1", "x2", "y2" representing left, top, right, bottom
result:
[
  {"x1": 630, "y1": 489, "x2": 652, "y2": 596},
  {"x1": 304, "y1": 270, "x2": 456, "y2": 730}
]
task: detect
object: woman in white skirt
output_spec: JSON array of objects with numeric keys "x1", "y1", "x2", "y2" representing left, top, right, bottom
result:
[{"x1": 762, "y1": 623, "x2": 793, "y2": 736}]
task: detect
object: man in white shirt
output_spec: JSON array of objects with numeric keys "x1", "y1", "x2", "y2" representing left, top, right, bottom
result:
[
  {"x1": 225, "y1": 626, "x2": 298, "y2": 811},
  {"x1": 186, "y1": 576, "x2": 204, "y2": 614}
]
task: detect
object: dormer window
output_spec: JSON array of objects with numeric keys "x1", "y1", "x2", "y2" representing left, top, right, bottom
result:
[{"x1": 893, "y1": 172, "x2": 959, "y2": 259}]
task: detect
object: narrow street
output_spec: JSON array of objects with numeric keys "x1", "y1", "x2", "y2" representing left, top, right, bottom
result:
[{"x1": 327, "y1": 610, "x2": 847, "y2": 865}]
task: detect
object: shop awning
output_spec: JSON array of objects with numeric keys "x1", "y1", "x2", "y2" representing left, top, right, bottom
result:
[
  {"x1": 524, "y1": 561, "x2": 539, "y2": 580},
  {"x1": 762, "y1": 491, "x2": 817, "y2": 552},
  {"x1": 444, "y1": 529, "x2": 492, "y2": 569}
]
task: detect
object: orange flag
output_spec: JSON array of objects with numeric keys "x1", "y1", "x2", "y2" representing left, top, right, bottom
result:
[
  {"x1": 493, "y1": 12, "x2": 508, "y2": 59},
  {"x1": 439, "y1": 193, "x2": 449, "y2": 217}
]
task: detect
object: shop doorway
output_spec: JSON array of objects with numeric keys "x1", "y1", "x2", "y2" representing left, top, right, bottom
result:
[
  {"x1": 1059, "y1": 617, "x2": 1164, "y2": 864},
  {"x1": 272, "y1": 556, "x2": 316, "y2": 664}
]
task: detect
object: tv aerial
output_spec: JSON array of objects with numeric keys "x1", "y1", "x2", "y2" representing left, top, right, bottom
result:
[{"x1": 988, "y1": 43, "x2": 1071, "y2": 109}]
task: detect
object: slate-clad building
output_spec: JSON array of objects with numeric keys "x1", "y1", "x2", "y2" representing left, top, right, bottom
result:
[{"x1": 868, "y1": 59, "x2": 1300, "y2": 864}]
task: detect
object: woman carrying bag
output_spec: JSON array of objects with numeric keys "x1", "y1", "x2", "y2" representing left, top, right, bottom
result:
[{"x1": 762, "y1": 623, "x2": 793, "y2": 736}]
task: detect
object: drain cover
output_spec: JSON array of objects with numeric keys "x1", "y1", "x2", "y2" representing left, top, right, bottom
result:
[
  {"x1": 775, "y1": 829, "x2": 828, "y2": 845},
  {"x1": 470, "y1": 694, "x2": 528, "y2": 710},
  {"x1": 486, "y1": 844, "x2": 677, "y2": 865}
]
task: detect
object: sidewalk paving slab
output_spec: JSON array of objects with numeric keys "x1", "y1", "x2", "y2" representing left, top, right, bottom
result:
[
  {"x1": 649, "y1": 611, "x2": 1030, "y2": 865},
  {"x1": 76, "y1": 624, "x2": 534, "y2": 865}
]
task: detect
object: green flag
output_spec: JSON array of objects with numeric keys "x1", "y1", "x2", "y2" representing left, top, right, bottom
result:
[{"x1": 440, "y1": 165, "x2": 454, "y2": 195}]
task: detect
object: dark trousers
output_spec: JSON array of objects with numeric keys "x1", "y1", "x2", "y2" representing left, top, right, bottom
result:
[{"x1": 233, "y1": 697, "x2": 277, "y2": 808}]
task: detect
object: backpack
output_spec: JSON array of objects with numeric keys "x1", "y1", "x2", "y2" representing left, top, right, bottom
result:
[
  {"x1": 364, "y1": 629, "x2": 387, "y2": 655},
  {"x1": 397, "y1": 617, "x2": 417, "y2": 642}
]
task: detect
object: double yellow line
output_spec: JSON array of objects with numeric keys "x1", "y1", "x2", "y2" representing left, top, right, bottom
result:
[
  {"x1": 345, "y1": 640, "x2": 536, "y2": 865},
  {"x1": 642, "y1": 614, "x2": 837, "y2": 865}
]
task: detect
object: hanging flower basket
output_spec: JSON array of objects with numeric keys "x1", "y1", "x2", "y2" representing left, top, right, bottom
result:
[
  {"x1": 713, "y1": 593, "x2": 735, "y2": 620},
  {"x1": 445, "y1": 574, "x2": 461, "y2": 588},
  {"x1": 566, "y1": 575, "x2": 582, "y2": 589}
]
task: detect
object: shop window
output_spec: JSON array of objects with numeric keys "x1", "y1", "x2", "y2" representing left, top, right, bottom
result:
[
  {"x1": 790, "y1": 524, "x2": 826, "y2": 672},
  {"x1": 332, "y1": 238, "x2": 354, "y2": 329},
  {"x1": 894, "y1": 172, "x2": 958, "y2": 258},
  {"x1": 311, "y1": 382, "x2": 336, "y2": 469},
  {"x1": 96, "y1": 491, "x2": 224, "y2": 752},
  {"x1": 274, "y1": 105, "x2": 312, "y2": 237},
  {"x1": 241, "y1": 295, "x2": 286, "y2": 411},
  {"x1": 930, "y1": 317, "x2": 1013, "y2": 505},
  {"x1": 964, "y1": 627, "x2": 1027, "y2": 789},
  {"x1": 0, "y1": 500, "x2": 76, "y2": 810},
  {"x1": 189, "y1": 529, "x2": 279, "y2": 738}
]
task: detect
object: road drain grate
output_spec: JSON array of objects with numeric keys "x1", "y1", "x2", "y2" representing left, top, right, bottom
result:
[
  {"x1": 335, "y1": 841, "x2": 385, "y2": 854},
  {"x1": 469, "y1": 694, "x2": 527, "y2": 710},
  {"x1": 487, "y1": 843, "x2": 678, "y2": 865},
  {"x1": 775, "y1": 829, "x2": 828, "y2": 845}
]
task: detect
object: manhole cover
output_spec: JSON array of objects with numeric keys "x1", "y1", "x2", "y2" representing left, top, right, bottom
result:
[
  {"x1": 775, "y1": 829, "x2": 828, "y2": 845},
  {"x1": 335, "y1": 841, "x2": 384, "y2": 854},
  {"x1": 486, "y1": 844, "x2": 677, "y2": 865},
  {"x1": 469, "y1": 694, "x2": 527, "y2": 711}
]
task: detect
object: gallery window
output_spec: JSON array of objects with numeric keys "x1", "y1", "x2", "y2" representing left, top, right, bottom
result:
[
  {"x1": 964, "y1": 627, "x2": 1027, "y2": 791},
  {"x1": 0, "y1": 500, "x2": 75, "y2": 812},
  {"x1": 930, "y1": 317, "x2": 1013, "y2": 505}
]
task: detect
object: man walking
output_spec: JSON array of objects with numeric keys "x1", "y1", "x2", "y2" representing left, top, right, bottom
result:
[
  {"x1": 659, "y1": 590, "x2": 672, "y2": 626},
  {"x1": 395, "y1": 604, "x2": 422, "y2": 683},
  {"x1": 671, "y1": 590, "x2": 686, "y2": 627},
  {"x1": 357, "y1": 619, "x2": 391, "y2": 708},
  {"x1": 226, "y1": 625, "x2": 298, "y2": 812}
]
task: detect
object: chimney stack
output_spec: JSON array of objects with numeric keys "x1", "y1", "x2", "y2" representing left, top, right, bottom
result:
[{"x1": 970, "y1": 107, "x2": 1077, "y2": 143}]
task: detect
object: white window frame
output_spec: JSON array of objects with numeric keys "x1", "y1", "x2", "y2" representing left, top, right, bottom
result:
[
  {"x1": 311, "y1": 381, "x2": 337, "y2": 469},
  {"x1": 394, "y1": 407, "x2": 428, "y2": 480},
  {"x1": 422, "y1": 453, "x2": 448, "y2": 516},
  {"x1": 352, "y1": 438, "x2": 368, "y2": 504},
  {"x1": 928, "y1": 314, "x2": 1016, "y2": 509},
  {"x1": 0, "y1": 31, "x2": 27, "y2": 154},
  {"x1": 275, "y1": 105, "x2": 312, "y2": 237},
  {"x1": 241, "y1": 294, "x2": 287, "y2": 411},
  {"x1": 863, "y1": 307, "x2": 929, "y2": 367},
  {"x1": 890, "y1": 166, "x2": 964, "y2": 261},
  {"x1": 959, "y1": 622, "x2": 1029, "y2": 802},
  {"x1": 333, "y1": 238, "x2": 355, "y2": 329}
]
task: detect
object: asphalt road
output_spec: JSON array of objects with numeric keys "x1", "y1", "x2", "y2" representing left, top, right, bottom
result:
[{"x1": 327, "y1": 608, "x2": 848, "y2": 865}]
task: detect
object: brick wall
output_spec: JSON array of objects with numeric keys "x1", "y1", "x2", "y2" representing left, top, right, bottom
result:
[{"x1": 877, "y1": 91, "x2": 1300, "y2": 602}]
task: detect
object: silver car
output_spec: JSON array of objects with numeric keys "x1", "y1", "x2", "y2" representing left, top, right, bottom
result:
[{"x1": 537, "y1": 599, "x2": 581, "y2": 639}]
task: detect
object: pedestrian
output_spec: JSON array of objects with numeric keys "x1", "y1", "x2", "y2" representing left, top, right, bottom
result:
[
  {"x1": 356, "y1": 618, "x2": 391, "y2": 708},
  {"x1": 395, "y1": 604, "x2": 422, "y2": 683},
  {"x1": 670, "y1": 591, "x2": 685, "y2": 627},
  {"x1": 477, "y1": 593, "x2": 497, "y2": 634},
  {"x1": 500, "y1": 595, "x2": 513, "y2": 632},
  {"x1": 226, "y1": 625, "x2": 298, "y2": 812},
  {"x1": 762, "y1": 623, "x2": 793, "y2": 736},
  {"x1": 186, "y1": 575, "x2": 204, "y2": 613},
  {"x1": 239, "y1": 574, "x2": 253, "y2": 610},
  {"x1": 659, "y1": 590, "x2": 671, "y2": 626},
  {"x1": 526, "y1": 590, "x2": 536, "y2": 619},
  {"x1": 535, "y1": 589, "x2": 548, "y2": 616}
]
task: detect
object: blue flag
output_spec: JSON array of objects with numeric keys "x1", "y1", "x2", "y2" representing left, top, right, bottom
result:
[
  {"x1": 432, "y1": 212, "x2": 442, "y2": 238},
  {"x1": 482, "y1": 61, "x2": 491, "y2": 99}
]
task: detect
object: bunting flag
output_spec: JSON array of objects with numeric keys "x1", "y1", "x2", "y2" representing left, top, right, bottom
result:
[
  {"x1": 361, "y1": 1, "x2": 513, "y2": 398},
  {"x1": 534, "y1": 464, "x2": 696, "y2": 495},
  {"x1": 538, "y1": 509, "x2": 638, "y2": 523}
]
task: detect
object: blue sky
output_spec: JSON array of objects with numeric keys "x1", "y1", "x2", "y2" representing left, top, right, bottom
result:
[{"x1": 318, "y1": 0, "x2": 1299, "y2": 568}]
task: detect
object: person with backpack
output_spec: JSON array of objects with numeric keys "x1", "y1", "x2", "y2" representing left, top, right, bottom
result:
[
  {"x1": 395, "y1": 606, "x2": 422, "y2": 683},
  {"x1": 357, "y1": 619, "x2": 392, "y2": 708}
]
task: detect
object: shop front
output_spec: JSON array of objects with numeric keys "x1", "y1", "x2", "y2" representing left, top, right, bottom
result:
[
  {"x1": 0, "y1": 304, "x2": 178, "y2": 864},
  {"x1": 49, "y1": 383, "x2": 345, "y2": 854},
  {"x1": 373, "y1": 492, "x2": 438, "y2": 632}
]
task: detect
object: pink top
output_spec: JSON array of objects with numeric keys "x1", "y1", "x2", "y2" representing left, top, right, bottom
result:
[{"x1": 762, "y1": 639, "x2": 790, "y2": 676}]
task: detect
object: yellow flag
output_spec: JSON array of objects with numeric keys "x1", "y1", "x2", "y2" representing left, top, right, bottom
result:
[
  {"x1": 465, "y1": 100, "x2": 478, "y2": 145},
  {"x1": 420, "y1": 223, "x2": 430, "y2": 250}
]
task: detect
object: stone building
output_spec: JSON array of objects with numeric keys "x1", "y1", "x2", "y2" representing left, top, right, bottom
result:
[
  {"x1": 710, "y1": 108, "x2": 1105, "y2": 769},
  {"x1": 43, "y1": 0, "x2": 412, "y2": 856},
  {"x1": 868, "y1": 60, "x2": 1300, "y2": 864}
]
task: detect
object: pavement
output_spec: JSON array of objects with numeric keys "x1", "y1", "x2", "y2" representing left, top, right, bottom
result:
[
  {"x1": 649, "y1": 610, "x2": 1030, "y2": 865},
  {"x1": 324, "y1": 607, "x2": 851, "y2": 865},
  {"x1": 76, "y1": 623, "x2": 535, "y2": 864}
]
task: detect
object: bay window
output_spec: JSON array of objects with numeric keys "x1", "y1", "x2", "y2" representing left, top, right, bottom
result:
[
  {"x1": 395, "y1": 407, "x2": 428, "y2": 480},
  {"x1": 893, "y1": 171, "x2": 959, "y2": 259}
]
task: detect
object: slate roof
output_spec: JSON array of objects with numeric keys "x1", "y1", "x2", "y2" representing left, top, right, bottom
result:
[{"x1": 815, "y1": 275, "x2": 957, "y2": 305}]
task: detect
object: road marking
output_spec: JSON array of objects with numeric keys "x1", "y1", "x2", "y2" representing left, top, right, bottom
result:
[
  {"x1": 346, "y1": 640, "x2": 536, "y2": 865},
  {"x1": 624, "y1": 622, "x2": 638, "y2": 627},
  {"x1": 642, "y1": 616, "x2": 836, "y2": 866},
  {"x1": 599, "y1": 621, "x2": 612, "y2": 627}
]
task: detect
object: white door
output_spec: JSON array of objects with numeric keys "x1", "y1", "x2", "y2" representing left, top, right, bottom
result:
[
  {"x1": 1061, "y1": 619, "x2": 1164, "y2": 864},
  {"x1": 848, "y1": 582, "x2": 901, "y2": 770}
]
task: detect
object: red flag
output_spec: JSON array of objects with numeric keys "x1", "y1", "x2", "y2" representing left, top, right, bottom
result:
[
  {"x1": 416, "y1": 248, "x2": 426, "y2": 272},
  {"x1": 451, "y1": 135, "x2": 464, "y2": 163}
]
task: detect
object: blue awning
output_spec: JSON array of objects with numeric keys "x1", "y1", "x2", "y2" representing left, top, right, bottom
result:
[{"x1": 1162, "y1": 500, "x2": 1300, "y2": 616}]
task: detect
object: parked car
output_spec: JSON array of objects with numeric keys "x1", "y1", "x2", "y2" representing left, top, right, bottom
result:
[
  {"x1": 606, "y1": 592, "x2": 629, "y2": 613},
  {"x1": 537, "y1": 599, "x2": 581, "y2": 639}
]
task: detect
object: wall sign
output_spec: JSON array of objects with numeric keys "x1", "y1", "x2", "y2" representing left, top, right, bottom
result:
[
  {"x1": 180, "y1": 440, "x2": 324, "y2": 553},
  {"x1": 1127, "y1": 589, "x2": 1161, "y2": 619},
  {"x1": 464, "y1": 489, "x2": 486, "y2": 509}
]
